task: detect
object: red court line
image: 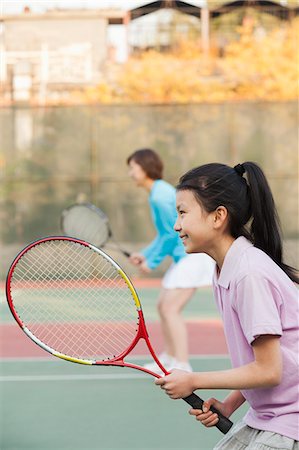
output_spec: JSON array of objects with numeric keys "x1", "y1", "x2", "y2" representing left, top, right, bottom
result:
[
  {"x1": 131, "y1": 279, "x2": 212, "y2": 289},
  {"x1": 2, "y1": 278, "x2": 211, "y2": 291},
  {"x1": 0, "y1": 320, "x2": 227, "y2": 358},
  {"x1": 1, "y1": 279, "x2": 161, "y2": 291},
  {"x1": 132, "y1": 278, "x2": 162, "y2": 288}
]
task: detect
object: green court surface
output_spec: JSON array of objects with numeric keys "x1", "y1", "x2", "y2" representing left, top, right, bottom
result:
[
  {"x1": 135, "y1": 287, "x2": 219, "y2": 320},
  {"x1": 0, "y1": 286, "x2": 218, "y2": 324},
  {"x1": 0, "y1": 286, "x2": 248, "y2": 450},
  {"x1": 0, "y1": 358, "x2": 248, "y2": 450}
]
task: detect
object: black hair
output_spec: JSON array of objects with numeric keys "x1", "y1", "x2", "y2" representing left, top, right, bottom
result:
[
  {"x1": 127, "y1": 149, "x2": 163, "y2": 180},
  {"x1": 177, "y1": 162, "x2": 298, "y2": 284}
]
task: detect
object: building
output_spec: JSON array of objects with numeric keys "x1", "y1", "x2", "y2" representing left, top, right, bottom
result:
[
  {"x1": 0, "y1": 7, "x2": 128, "y2": 103},
  {"x1": 0, "y1": 1, "x2": 297, "y2": 104}
]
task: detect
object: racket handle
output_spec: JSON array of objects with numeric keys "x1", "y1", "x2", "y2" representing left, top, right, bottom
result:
[{"x1": 183, "y1": 393, "x2": 233, "y2": 435}]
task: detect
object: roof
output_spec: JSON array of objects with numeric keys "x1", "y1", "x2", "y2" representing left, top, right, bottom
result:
[
  {"x1": 130, "y1": 0, "x2": 202, "y2": 20},
  {"x1": 129, "y1": 0, "x2": 297, "y2": 21},
  {"x1": 210, "y1": 1, "x2": 294, "y2": 20}
]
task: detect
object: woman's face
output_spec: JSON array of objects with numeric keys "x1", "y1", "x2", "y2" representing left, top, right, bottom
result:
[{"x1": 128, "y1": 159, "x2": 148, "y2": 186}]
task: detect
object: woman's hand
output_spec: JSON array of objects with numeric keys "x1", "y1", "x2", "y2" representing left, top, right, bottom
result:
[
  {"x1": 129, "y1": 252, "x2": 145, "y2": 266},
  {"x1": 129, "y1": 253, "x2": 151, "y2": 273},
  {"x1": 139, "y1": 261, "x2": 151, "y2": 274}
]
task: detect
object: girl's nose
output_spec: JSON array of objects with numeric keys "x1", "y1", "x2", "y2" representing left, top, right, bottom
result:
[{"x1": 174, "y1": 217, "x2": 181, "y2": 231}]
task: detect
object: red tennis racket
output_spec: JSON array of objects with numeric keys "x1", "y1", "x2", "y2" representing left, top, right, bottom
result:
[{"x1": 6, "y1": 236, "x2": 233, "y2": 434}]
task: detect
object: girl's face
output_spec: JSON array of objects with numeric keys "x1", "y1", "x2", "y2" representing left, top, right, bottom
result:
[
  {"x1": 175, "y1": 189, "x2": 215, "y2": 254},
  {"x1": 128, "y1": 160, "x2": 147, "y2": 186}
]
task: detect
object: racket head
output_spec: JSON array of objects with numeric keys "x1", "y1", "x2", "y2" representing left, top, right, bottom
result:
[
  {"x1": 6, "y1": 236, "x2": 164, "y2": 372},
  {"x1": 61, "y1": 203, "x2": 111, "y2": 247}
]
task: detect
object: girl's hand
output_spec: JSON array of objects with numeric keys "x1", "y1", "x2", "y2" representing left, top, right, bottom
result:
[
  {"x1": 155, "y1": 369, "x2": 194, "y2": 398},
  {"x1": 189, "y1": 398, "x2": 230, "y2": 428},
  {"x1": 129, "y1": 253, "x2": 145, "y2": 266}
]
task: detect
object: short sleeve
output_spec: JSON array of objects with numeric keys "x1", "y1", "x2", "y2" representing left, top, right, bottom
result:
[{"x1": 233, "y1": 274, "x2": 283, "y2": 345}]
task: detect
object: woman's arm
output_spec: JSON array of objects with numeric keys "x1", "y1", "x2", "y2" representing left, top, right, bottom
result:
[
  {"x1": 155, "y1": 335, "x2": 282, "y2": 398},
  {"x1": 143, "y1": 197, "x2": 181, "y2": 269}
]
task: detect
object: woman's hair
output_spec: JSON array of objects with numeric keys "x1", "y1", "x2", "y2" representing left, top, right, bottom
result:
[
  {"x1": 177, "y1": 162, "x2": 298, "y2": 283},
  {"x1": 127, "y1": 149, "x2": 163, "y2": 180}
]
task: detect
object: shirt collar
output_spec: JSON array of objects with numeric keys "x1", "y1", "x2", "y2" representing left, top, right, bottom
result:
[
  {"x1": 216, "y1": 236, "x2": 253, "y2": 289},
  {"x1": 149, "y1": 179, "x2": 160, "y2": 197}
]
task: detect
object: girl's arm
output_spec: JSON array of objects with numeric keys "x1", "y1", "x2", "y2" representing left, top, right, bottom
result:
[{"x1": 155, "y1": 335, "x2": 282, "y2": 397}]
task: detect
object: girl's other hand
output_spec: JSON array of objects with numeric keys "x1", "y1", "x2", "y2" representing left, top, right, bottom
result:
[{"x1": 189, "y1": 398, "x2": 229, "y2": 428}]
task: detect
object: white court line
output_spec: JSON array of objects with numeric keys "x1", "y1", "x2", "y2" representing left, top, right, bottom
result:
[
  {"x1": 0, "y1": 373, "x2": 149, "y2": 382},
  {"x1": 0, "y1": 355, "x2": 230, "y2": 382}
]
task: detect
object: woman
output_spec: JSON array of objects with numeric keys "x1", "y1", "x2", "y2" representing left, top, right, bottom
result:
[{"x1": 127, "y1": 149, "x2": 214, "y2": 374}]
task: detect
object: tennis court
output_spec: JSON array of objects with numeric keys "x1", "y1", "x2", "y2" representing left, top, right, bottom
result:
[{"x1": 0, "y1": 284, "x2": 248, "y2": 450}]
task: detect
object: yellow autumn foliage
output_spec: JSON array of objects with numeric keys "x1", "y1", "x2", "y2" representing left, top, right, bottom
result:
[
  {"x1": 86, "y1": 18, "x2": 298, "y2": 104},
  {"x1": 218, "y1": 19, "x2": 299, "y2": 100}
]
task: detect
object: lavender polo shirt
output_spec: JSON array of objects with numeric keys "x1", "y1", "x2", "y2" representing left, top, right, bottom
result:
[{"x1": 213, "y1": 237, "x2": 299, "y2": 440}]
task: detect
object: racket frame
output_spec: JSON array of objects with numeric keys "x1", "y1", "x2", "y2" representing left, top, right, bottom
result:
[{"x1": 6, "y1": 236, "x2": 165, "y2": 374}]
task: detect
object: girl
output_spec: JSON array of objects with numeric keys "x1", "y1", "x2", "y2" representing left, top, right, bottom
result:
[
  {"x1": 155, "y1": 162, "x2": 299, "y2": 449},
  {"x1": 127, "y1": 149, "x2": 214, "y2": 374}
]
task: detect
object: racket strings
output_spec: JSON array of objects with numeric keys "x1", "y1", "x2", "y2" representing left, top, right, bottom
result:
[{"x1": 9, "y1": 240, "x2": 139, "y2": 360}]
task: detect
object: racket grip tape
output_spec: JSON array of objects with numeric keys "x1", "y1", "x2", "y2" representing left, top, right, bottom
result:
[{"x1": 183, "y1": 393, "x2": 233, "y2": 434}]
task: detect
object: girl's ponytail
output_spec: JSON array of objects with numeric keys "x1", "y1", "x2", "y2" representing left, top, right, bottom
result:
[
  {"x1": 243, "y1": 162, "x2": 298, "y2": 284},
  {"x1": 243, "y1": 162, "x2": 281, "y2": 262}
]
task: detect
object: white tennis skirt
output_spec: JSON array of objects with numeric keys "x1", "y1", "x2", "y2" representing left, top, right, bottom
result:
[{"x1": 162, "y1": 253, "x2": 215, "y2": 289}]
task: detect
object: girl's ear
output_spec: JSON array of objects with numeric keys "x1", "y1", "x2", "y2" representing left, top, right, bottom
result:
[{"x1": 213, "y1": 206, "x2": 228, "y2": 229}]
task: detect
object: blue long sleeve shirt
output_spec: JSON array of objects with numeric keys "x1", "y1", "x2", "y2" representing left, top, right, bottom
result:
[{"x1": 141, "y1": 179, "x2": 186, "y2": 270}]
